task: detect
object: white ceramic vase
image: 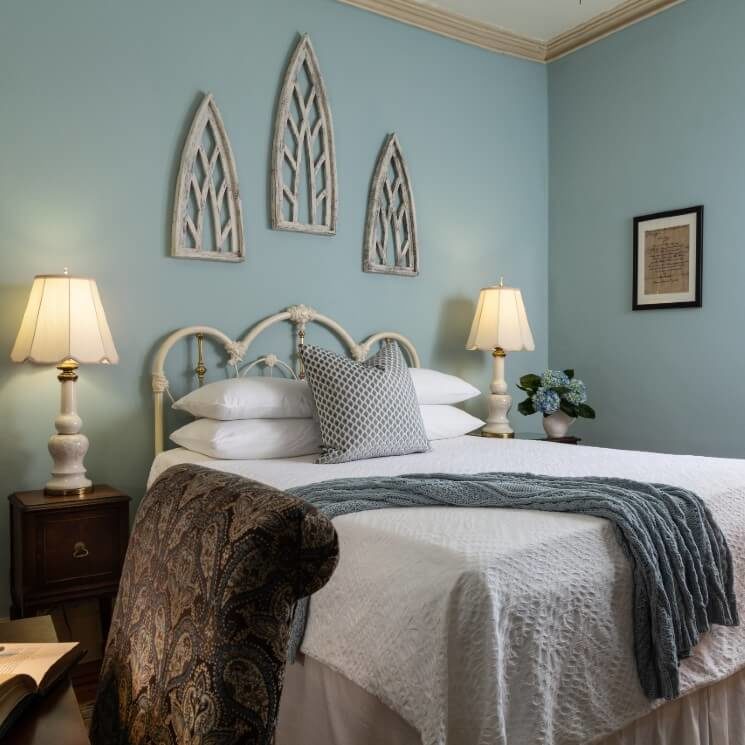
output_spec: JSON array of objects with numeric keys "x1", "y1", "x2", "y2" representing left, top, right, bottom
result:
[{"x1": 543, "y1": 411, "x2": 575, "y2": 439}]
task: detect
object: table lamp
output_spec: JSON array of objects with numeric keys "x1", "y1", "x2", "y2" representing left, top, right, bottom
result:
[
  {"x1": 466, "y1": 279, "x2": 534, "y2": 438},
  {"x1": 10, "y1": 271, "x2": 118, "y2": 495}
]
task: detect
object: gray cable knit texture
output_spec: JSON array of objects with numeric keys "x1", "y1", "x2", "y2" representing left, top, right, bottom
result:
[{"x1": 287, "y1": 471, "x2": 738, "y2": 700}]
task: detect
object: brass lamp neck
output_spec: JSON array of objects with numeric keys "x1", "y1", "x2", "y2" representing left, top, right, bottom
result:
[
  {"x1": 492, "y1": 347, "x2": 506, "y2": 358},
  {"x1": 57, "y1": 359, "x2": 80, "y2": 382}
]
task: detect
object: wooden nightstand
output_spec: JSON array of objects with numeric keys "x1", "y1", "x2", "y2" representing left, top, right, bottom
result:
[{"x1": 8, "y1": 485, "x2": 130, "y2": 641}]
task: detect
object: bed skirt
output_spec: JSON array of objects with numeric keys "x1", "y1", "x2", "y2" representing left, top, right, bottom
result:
[{"x1": 276, "y1": 655, "x2": 745, "y2": 745}]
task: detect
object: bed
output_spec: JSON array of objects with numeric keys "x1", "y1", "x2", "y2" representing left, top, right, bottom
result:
[{"x1": 147, "y1": 306, "x2": 745, "y2": 745}]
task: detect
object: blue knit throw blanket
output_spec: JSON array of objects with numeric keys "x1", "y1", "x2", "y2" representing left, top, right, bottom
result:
[{"x1": 287, "y1": 472, "x2": 738, "y2": 700}]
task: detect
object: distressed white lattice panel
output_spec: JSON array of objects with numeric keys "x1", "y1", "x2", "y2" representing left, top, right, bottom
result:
[
  {"x1": 172, "y1": 93, "x2": 245, "y2": 261},
  {"x1": 271, "y1": 34, "x2": 338, "y2": 235},
  {"x1": 363, "y1": 134, "x2": 419, "y2": 277}
]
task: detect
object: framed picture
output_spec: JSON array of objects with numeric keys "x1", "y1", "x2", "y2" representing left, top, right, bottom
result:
[{"x1": 633, "y1": 206, "x2": 703, "y2": 310}]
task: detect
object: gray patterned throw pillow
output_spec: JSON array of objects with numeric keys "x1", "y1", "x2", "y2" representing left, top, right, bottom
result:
[{"x1": 300, "y1": 341, "x2": 430, "y2": 464}]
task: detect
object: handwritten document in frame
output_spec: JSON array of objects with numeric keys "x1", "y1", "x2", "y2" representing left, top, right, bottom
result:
[{"x1": 633, "y1": 206, "x2": 703, "y2": 310}]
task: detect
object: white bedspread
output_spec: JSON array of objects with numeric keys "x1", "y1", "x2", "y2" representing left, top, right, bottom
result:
[{"x1": 149, "y1": 438, "x2": 745, "y2": 745}]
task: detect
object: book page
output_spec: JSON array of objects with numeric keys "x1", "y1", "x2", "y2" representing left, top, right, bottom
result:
[{"x1": 0, "y1": 643, "x2": 78, "y2": 688}]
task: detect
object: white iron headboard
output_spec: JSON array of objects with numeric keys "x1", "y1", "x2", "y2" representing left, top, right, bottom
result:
[{"x1": 151, "y1": 304, "x2": 421, "y2": 456}]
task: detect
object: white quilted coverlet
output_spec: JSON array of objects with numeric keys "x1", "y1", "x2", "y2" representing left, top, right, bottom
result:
[{"x1": 149, "y1": 438, "x2": 745, "y2": 745}]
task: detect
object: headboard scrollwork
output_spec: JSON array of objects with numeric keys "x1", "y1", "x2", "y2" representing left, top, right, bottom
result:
[{"x1": 151, "y1": 305, "x2": 421, "y2": 455}]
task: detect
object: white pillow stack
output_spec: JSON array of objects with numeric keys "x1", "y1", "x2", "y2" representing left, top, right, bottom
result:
[
  {"x1": 408, "y1": 368, "x2": 484, "y2": 440},
  {"x1": 169, "y1": 369, "x2": 483, "y2": 460},
  {"x1": 171, "y1": 378, "x2": 321, "y2": 459}
]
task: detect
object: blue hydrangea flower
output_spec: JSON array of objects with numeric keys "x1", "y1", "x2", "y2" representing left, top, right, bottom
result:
[
  {"x1": 565, "y1": 379, "x2": 587, "y2": 406},
  {"x1": 533, "y1": 386, "x2": 560, "y2": 415},
  {"x1": 541, "y1": 369, "x2": 570, "y2": 389}
]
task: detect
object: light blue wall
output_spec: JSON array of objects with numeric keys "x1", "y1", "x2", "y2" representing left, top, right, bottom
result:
[
  {"x1": 0, "y1": 0, "x2": 548, "y2": 612},
  {"x1": 548, "y1": 0, "x2": 744, "y2": 456}
]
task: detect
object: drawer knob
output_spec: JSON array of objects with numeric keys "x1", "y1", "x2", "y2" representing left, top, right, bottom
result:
[{"x1": 72, "y1": 541, "x2": 90, "y2": 559}]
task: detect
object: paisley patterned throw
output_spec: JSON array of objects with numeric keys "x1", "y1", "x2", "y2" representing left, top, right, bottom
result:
[{"x1": 90, "y1": 464, "x2": 338, "y2": 745}]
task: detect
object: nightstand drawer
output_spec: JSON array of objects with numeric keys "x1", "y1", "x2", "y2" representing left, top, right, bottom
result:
[{"x1": 39, "y1": 509, "x2": 121, "y2": 586}]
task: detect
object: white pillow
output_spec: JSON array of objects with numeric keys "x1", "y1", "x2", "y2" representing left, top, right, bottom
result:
[
  {"x1": 172, "y1": 377, "x2": 314, "y2": 420},
  {"x1": 170, "y1": 418, "x2": 320, "y2": 459},
  {"x1": 420, "y1": 405, "x2": 484, "y2": 440},
  {"x1": 409, "y1": 368, "x2": 480, "y2": 405}
]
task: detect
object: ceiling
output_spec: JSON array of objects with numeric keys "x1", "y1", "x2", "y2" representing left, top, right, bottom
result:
[
  {"x1": 340, "y1": 0, "x2": 684, "y2": 61},
  {"x1": 414, "y1": 0, "x2": 628, "y2": 42}
]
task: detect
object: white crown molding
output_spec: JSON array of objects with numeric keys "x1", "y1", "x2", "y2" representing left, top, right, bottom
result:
[
  {"x1": 338, "y1": 0, "x2": 685, "y2": 63},
  {"x1": 338, "y1": 0, "x2": 546, "y2": 62},
  {"x1": 546, "y1": 0, "x2": 686, "y2": 61}
]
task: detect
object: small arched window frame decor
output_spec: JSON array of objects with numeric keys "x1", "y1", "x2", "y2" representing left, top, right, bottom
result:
[
  {"x1": 172, "y1": 93, "x2": 245, "y2": 261},
  {"x1": 363, "y1": 134, "x2": 419, "y2": 277},
  {"x1": 271, "y1": 33, "x2": 338, "y2": 235}
]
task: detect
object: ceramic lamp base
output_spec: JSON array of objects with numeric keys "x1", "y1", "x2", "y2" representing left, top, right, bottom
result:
[
  {"x1": 44, "y1": 362, "x2": 93, "y2": 497},
  {"x1": 45, "y1": 433, "x2": 93, "y2": 495},
  {"x1": 480, "y1": 350, "x2": 516, "y2": 438},
  {"x1": 482, "y1": 392, "x2": 515, "y2": 438}
]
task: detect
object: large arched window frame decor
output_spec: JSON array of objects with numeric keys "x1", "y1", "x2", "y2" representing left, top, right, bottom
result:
[{"x1": 271, "y1": 34, "x2": 338, "y2": 236}]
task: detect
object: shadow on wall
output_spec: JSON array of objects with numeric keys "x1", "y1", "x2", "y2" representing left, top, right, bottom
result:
[
  {"x1": 0, "y1": 284, "x2": 37, "y2": 488},
  {"x1": 431, "y1": 295, "x2": 490, "y2": 420},
  {"x1": 0, "y1": 401, "x2": 33, "y2": 491},
  {"x1": 431, "y1": 295, "x2": 478, "y2": 377}
]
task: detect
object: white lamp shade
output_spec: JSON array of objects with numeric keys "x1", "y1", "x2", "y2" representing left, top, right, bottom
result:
[
  {"x1": 466, "y1": 284, "x2": 535, "y2": 352},
  {"x1": 11, "y1": 275, "x2": 119, "y2": 365}
]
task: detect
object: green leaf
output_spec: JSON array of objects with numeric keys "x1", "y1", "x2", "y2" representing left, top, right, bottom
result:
[
  {"x1": 554, "y1": 386, "x2": 571, "y2": 395},
  {"x1": 560, "y1": 400, "x2": 578, "y2": 418},
  {"x1": 518, "y1": 399, "x2": 537, "y2": 416},
  {"x1": 519, "y1": 374, "x2": 541, "y2": 391},
  {"x1": 563, "y1": 369, "x2": 575, "y2": 379},
  {"x1": 577, "y1": 404, "x2": 596, "y2": 419}
]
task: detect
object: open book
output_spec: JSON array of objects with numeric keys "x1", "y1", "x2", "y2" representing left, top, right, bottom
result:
[{"x1": 0, "y1": 642, "x2": 84, "y2": 734}]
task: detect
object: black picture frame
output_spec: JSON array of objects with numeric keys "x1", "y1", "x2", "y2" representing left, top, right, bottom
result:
[{"x1": 633, "y1": 205, "x2": 703, "y2": 311}]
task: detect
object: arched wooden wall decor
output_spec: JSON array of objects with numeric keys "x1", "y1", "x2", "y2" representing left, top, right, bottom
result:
[
  {"x1": 271, "y1": 34, "x2": 338, "y2": 235},
  {"x1": 363, "y1": 134, "x2": 419, "y2": 277},
  {"x1": 172, "y1": 93, "x2": 245, "y2": 261}
]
